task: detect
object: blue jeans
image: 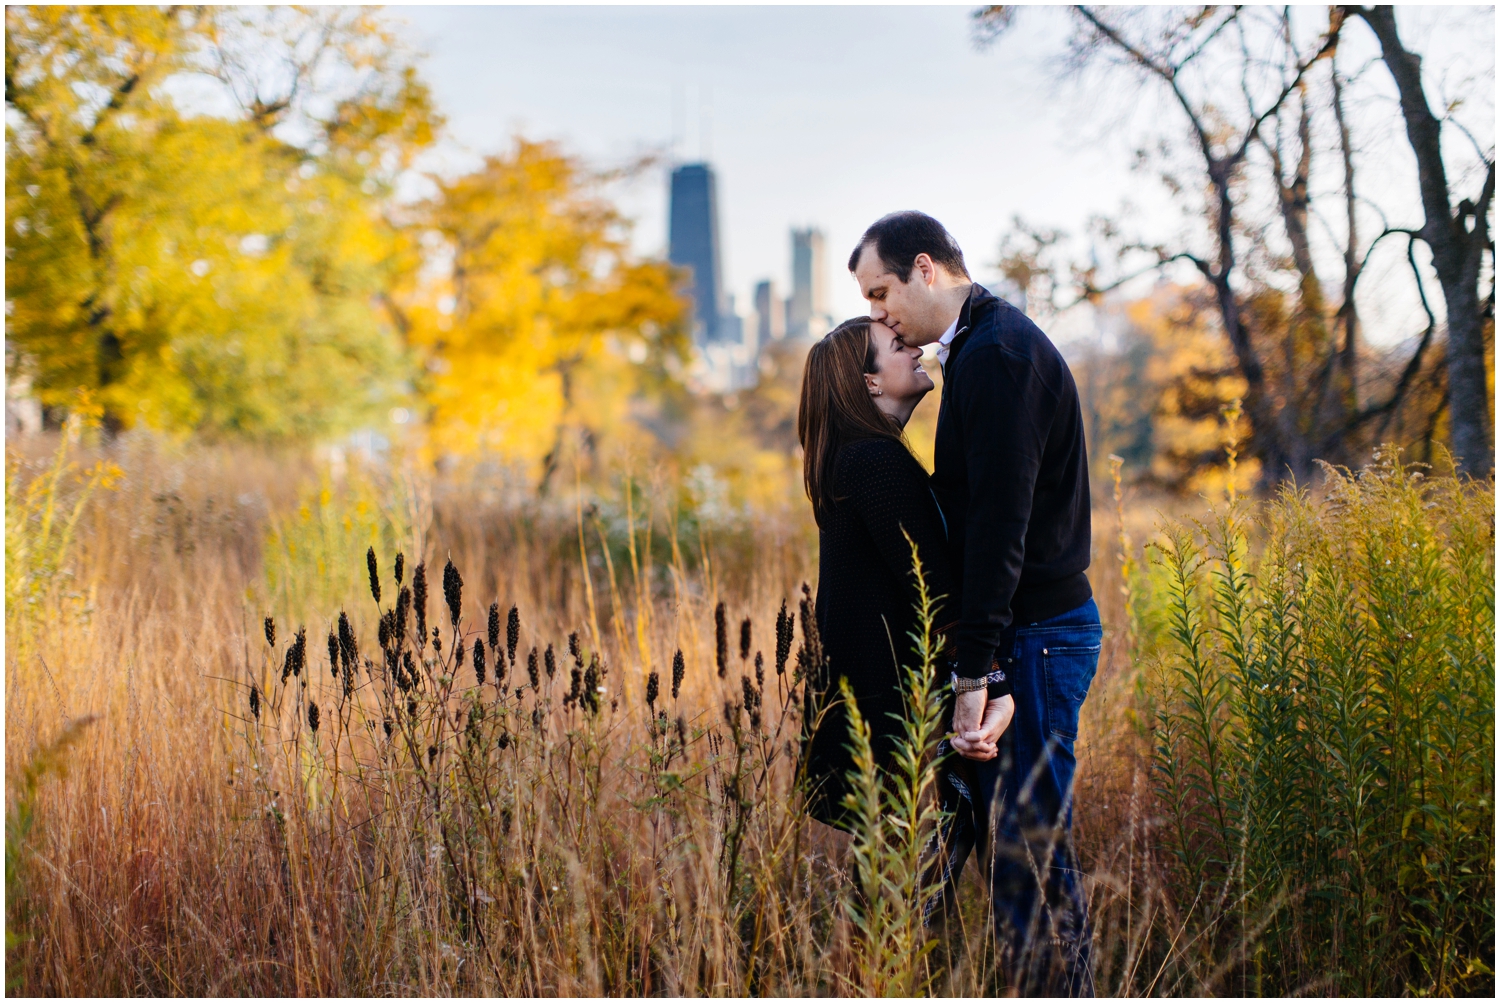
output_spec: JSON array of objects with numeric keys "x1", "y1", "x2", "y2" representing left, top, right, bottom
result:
[{"x1": 924, "y1": 597, "x2": 1102, "y2": 996}]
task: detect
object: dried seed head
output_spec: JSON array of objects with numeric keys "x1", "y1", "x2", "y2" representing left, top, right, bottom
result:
[
  {"x1": 378, "y1": 613, "x2": 391, "y2": 650},
  {"x1": 432, "y1": 625, "x2": 442, "y2": 653},
  {"x1": 383, "y1": 718, "x2": 393, "y2": 738},
  {"x1": 676, "y1": 715, "x2": 687, "y2": 747},
  {"x1": 755, "y1": 651, "x2": 764, "y2": 691},
  {"x1": 394, "y1": 552, "x2": 405, "y2": 585},
  {"x1": 249, "y1": 685, "x2": 261, "y2": 720},
  {"x1": 337, "y1": 611, "x2": 358, "y2": 676},
  {"x1": 400, "y1": 650, "x2": 416, "y2": 692},
  {"x1": 408, "y1": 697, "x2": 418, "y2": 720},
  {"x1": 671, "y1": 649, "x2": 685, "y2": 700},
  {"x1": 264, "y1": 616, "x2": 276, "y2": 649},
  {"x1": 645, "y1": 670, "x2": 660, "y2": 708},
  {"x1": 290, "y1": 627, "x2": 306, "y2": 678},
  {"x1": 527, "y1": 647, "x2": 539, "y2": 689},
  {"x1": 582, "y1": 656, "x2": 601, "y2": 715},
  {"x1": 454, "y1": 636, "x2": 466, "y2": 673},
  {"x1": 488, "y1": 603, "x2": 501, "y2": 653},
  {"x1": 715, "y1": 602, "x2": 728, "y2": 678},
  {"x1": 473, "y1": 636, "x2": 487, "y2": 687},
  {"x1": 506, "y1": 605, "x2": 520, "y2": 664},
  {"x1": 412, "y1": 563, "x2": 428, "y2": 646},
  {"x1": 366, "y1": 547, "x2": 381, "y2": 604},
  {"x1": 328, "y1": 630, "x2": 340, "y2": 678},
  {"x1": 739, "y1": 617, "x2": 752, "y2": 661},
  {"x1": 497, "y1": 732, "x2": 511, "y2": 751},
  {"x1": 568, "y1": 632, "x2": 580, "y2": 662},
  {"x1": 396, "y1": 586, "x2": 411, "y2": 643},
  {"x1": 307, "y1": 701, "x2": 320, "y2": 733},
  {"x1": 442, "y1": 558, "x2": 462, "y2": 627},
  {"x1": 567, "y1": 665, "x2": 582, "y2": 704},
  {"x1": 544, "y1": 643, "x2": 557, "y2": 679},
  {"x1": 775, "y1": 599, "x2": 794, "y2": 676},
  {"x1": 427, "y1": 745, "x2": 437, "y2": 765}
]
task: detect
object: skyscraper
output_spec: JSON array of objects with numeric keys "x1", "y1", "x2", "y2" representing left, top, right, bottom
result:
[
  {"x1": 668, "y1": 163, "x2": 726, "y2": 345},
  {"x1": 753, "y1": 279, "x2": 784, "y2": 343},
  {"x1": 787, "y1": 228, "x2": 830, "y2": 339}
]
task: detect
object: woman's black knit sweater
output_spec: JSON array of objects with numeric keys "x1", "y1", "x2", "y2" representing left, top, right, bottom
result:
[{"x1": 804, "y1": 436, "x2": 956, "y2": 830}]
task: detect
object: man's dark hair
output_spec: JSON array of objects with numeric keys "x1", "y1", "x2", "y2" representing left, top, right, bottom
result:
[{"x1": 847, "y1": 211, "x2": 970, "y2": 283}]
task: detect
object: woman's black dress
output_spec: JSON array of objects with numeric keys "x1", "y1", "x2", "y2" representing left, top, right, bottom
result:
[{"x1": 804, "y1": 436, "x2": 957, "y2": 830}]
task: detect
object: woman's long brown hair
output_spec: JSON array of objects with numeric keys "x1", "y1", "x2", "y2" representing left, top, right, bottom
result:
[{"x1": 797, "y1": 317, "x2": 908, "y2": 527}]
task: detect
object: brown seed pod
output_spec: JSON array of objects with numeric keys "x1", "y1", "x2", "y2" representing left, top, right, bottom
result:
[
  {"x1": 527, "y1": 647, "x2": 539, "y2": 689},
  {"x1": 715, "y1": 602, "x2": 728, "y2": 678},
  {"x1": 442, "y1": 558, "x2": 462, "y2": 627},
  {"x1": 671, "y1": 649, "x2": 685, "y2": 700},
  {"x1": 337, "y1": 611, "x2": 358, "y2": 676},
  {"x1": 506, "y1": 605, "x2": 520, "y2": 665},
  {"x1": 545, "y1": 643, "x2": 557, "y2": 679},
  {"x1": 739, "y1": 617, "x2": 752, "y2": 661},
  {"x1": 328, "y1": 630, "x2": 340, "y2": 678},
  {"x1": 393, "y1": 552, "x2": 404, "y2": 585},
  {"x1": 264, "y1": 616, "x2": 276, "y2": 649},
  {"x1": 249, "y1": 685, "x2": 261, "y2": 720},
  {"x1": 412, "y1": 563, "x2": 428, "y2": 647},
  {"x1": 473, "y1": 636, "x2": 487, "y2": 687},
  {"x1": 775, "y1": 599, "x2": 794, "y2": 676},
  {"x1": 366, "y1": 547, "x2": 381, "y2": 604},
  {"x1": 645, "y1": 670, "x2": 659, "y2": 709},
  {"x1": 307, "y1": 701, "x2": 320, "y2": 733},
  {"x1": 488, "y1": 603, "x2": 501, "y2": 653}
]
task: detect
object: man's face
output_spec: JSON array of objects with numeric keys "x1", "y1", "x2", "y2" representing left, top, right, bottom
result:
[{"x1": 852, "y1": 244, "x2": 946, "y2": 347}]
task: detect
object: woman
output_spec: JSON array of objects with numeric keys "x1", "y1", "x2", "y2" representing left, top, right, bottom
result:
[{"x1": 796, "y1": 316, "x2": 957, "y2": 829}]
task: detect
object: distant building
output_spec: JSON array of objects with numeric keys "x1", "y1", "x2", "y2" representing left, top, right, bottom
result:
[
  {"x1": 668, "y1": 163, "x2": 727, "y2": 346},
  {"x1": 753, "y1": 279, "x2": 784, "y2": 343},
  {"x1": 787, "y1": 228, "x2": 831, "y2": 339}
]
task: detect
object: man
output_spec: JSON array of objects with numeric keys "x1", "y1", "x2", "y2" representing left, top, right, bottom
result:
[{"x1": 848, "y1": 211, "x2": 1100, "y2": 996}]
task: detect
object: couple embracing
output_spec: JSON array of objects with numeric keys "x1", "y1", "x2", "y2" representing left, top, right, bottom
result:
[{"x1": 797, "y1": 212, "x2": 1100, "y2": 996}]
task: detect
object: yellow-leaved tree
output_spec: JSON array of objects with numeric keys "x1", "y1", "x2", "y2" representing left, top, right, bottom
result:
[
  {"x1": 389, "y1": 140, "x2": 689, "y2": 486},
  {"x1": 5, "y1": 6, "x2": 436, "y2": 439}
]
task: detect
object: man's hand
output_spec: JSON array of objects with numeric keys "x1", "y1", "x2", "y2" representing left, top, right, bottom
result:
[{"x1": 950, "y1": 693, "x2": 1015, "y2": 761}]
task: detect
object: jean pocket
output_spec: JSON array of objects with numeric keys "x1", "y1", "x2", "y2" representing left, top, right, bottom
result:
[{"x1": 1042, "y1": 640, "x2": 1101, "y2": 740}]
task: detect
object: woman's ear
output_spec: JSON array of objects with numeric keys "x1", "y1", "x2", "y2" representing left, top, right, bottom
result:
[{"x1": 865, "y1": 375, "x2": 883, "y2": 397}]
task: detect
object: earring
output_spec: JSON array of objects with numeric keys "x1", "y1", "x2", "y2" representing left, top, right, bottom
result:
[{"x1": 873, "y1": 388, "x2": 883, "y2": 396}]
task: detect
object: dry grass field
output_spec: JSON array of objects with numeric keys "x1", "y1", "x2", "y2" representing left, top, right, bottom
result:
[{"x1": 6, "y1": 424, "x2": 1493, "y2": 996}]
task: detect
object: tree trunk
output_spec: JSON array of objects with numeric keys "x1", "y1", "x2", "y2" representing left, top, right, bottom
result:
[{"x1": 1354, "y1": 5, "x2": 1494, "y2": 476}]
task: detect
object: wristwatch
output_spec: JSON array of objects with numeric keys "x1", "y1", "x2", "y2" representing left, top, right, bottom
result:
[{"x1": 948, "y1": 657, "x2": 1013, "y2": 699}]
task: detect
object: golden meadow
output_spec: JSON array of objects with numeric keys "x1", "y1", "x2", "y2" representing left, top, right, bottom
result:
[{"x1": 5, "y1": 420, "x2": 1492, "y2": 996}]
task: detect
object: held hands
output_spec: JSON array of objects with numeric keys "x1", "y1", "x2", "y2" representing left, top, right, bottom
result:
[{"x1": 949, "y1": 689, "x2": 1015, "y2": 761}]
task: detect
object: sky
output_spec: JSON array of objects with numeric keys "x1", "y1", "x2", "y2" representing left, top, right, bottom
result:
[
  {"x1": 390, "y1": 4, "x2": 1154, "y2": 325},
  {"x1": 388, "y1": 4, "x2": 1495, "y2": 346}
]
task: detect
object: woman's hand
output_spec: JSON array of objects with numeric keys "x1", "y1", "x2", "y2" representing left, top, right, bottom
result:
[{"x1": 950, "y1": 693, "x2": 1015, "y2": 761}]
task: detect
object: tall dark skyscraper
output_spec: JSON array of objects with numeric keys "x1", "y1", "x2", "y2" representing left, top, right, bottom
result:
[{"x1": 668, "y1": 163, "x2": 726, "y2": 345}]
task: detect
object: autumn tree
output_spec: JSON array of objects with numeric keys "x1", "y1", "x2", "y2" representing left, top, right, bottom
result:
[
  {"x1": 1343, "y1": 5, "x2": 1495, "y2": 476},
  {"x1": 5, "y1": 6, "x2": 436, "y2": 439},
  {"x1": 975, "y1": 5, "x2": 1494, "y2": 484},
  {"x1": 386, "y1": 140, "x2": 688, "y2": 486}
]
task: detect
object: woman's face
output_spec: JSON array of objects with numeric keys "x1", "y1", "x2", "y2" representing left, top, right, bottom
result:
[{"x1": 867, "y1": 321, "x2": 934, "y2": 411}]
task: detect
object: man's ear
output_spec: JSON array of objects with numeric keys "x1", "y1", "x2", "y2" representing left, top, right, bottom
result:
[{"x1": 913, "y1": 253, "x2": 936, "y2": 289}]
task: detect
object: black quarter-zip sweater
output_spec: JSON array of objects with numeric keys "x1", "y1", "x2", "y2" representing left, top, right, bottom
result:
[{"x1": 932, "y1": 284, "x2": 1093, "y2": 681}]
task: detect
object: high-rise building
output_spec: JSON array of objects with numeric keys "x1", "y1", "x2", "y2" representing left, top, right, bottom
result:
[
  {"x1": 668, "y1": 163, "x2": 726, "y2": 345},
  {"x1": 753, "y1": 279, "x2": 784, "y2": 343},
  {"x1": 787, "y1": 228, "x2": 831, "y2": 339}
]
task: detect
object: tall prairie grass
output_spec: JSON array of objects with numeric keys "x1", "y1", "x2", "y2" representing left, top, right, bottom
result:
[{"x1": 5, "y1": 428, "x2": 1493, "y2": 996}]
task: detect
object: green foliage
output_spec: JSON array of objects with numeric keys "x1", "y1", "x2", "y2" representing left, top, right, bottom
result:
[
  {"x1": 5, "y1": 6, "x2": 431, "y2": 439},
  {"x1": 4, "y1": 410, "x2": 118, "y2": 656},
  {"x1": 1145, "y1": 449, "x2": 1495, "y2": 995},
  {"x1": 839, "y1": 532, "x2": 949, "y2": 996}
]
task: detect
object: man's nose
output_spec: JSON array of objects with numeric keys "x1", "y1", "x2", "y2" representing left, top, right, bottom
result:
[{"x1": 868, "y1": 301, "x2": 887, "y2": 321}]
